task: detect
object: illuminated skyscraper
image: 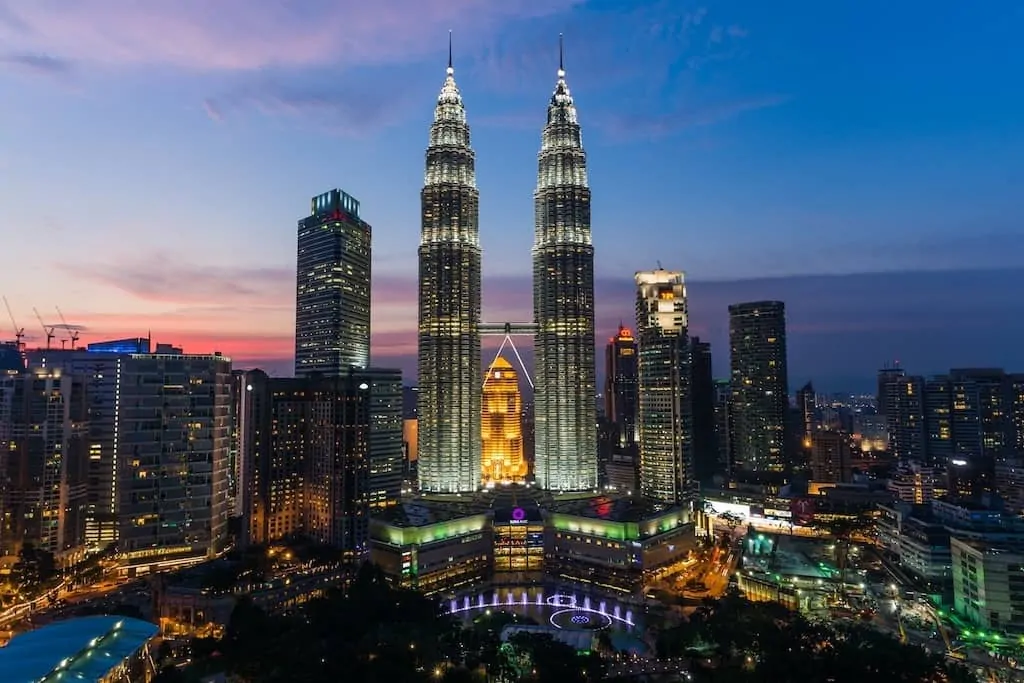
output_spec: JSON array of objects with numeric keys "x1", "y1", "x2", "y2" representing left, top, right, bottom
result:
[
  {"x1": 417, "y1": 40, "x2": 482, "y2": 493},
  {"x1": 481, "y1": 356, "x2": 527, "y2": 486},
  {"x1": 729, "y1": 301, "x2": 789, "y2": 473},
  {"x1": 295, "y1": 189, "x2": 371, "y2": 376},
  {"x1": 635, "y1": 269, "x2": 692, "y2": 503},
  {"x1": 533, "y1": 38, "x2": 597, "y2": 491}
]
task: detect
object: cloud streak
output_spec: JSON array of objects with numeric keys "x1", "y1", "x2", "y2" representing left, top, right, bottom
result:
[
  {"x1": 0, "y1": 0, "x2": 584, "y2": 71},
  {"x1": 596, "y1": 95, "x2": 789, "y2": 141},
  {"x1": 0, "y1": 53, "x2": 73, "y2": 77},
  {"x1": 72, "y1": 255, "x2": 293, "y2": 306}
]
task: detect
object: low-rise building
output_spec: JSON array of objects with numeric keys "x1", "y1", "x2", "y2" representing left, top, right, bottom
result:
[
  {"x1": 368, "y1": 491, "x2": 693, "y2": 597},
  {"x1": 951, "y1": 536, "x2": 1024, "y2": 633},
  {"x1": 369, "y1": 501, "x2": 491, "y2": 595},
  {"x1": 0, "y1": 615, "x2": 158, "y2": 682}
]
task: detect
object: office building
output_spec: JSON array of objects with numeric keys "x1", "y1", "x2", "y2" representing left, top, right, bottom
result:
[
  {"x1": 888, "y1": 462, "x2": 940, "y2": 505},
  {"x1": 31, "y1": 345, "x2": 232, "y2": 567},
  {"x1": 116, "y1": 351, "x2": 232, "y2": 570},
  {"x1": 796, "y1": 381, "x2": 816, "y2": 441},
  {"x1": 952, "y1": 536, "x2": 1024, "y2": 633},
  {"x1": 417, "y1": 47, "x2": 482, "y2": 494},
  {"x1": 809, "y1": 430, "x2": 853, "y2": 484},
  {"x1": 713, "y1": 380, "x2": 734, "y2": 476},
  {"x1": 295, "y1": 189, "x2": 372, "y2": 376},
  {"x1": 690, "y1": 337, "x2": 717, "y2": 483},
  {"x1": 361, "y1": 368, "x2": 404, "y2": 509},
  {"x1": 28, "y1": 346, "x2": 132, "y2": 547},
  {"x1": 728, "y1": 301, "x2": 789, "y2": 474},
  {"x1": 481, "y1": 356, "x2": 527, "y2": 486},
  {"x1": 237, "y1": 369, "x2": 399, "y2": 557},
  {"x1": 533, "y1": 43, "x2": 598, "y2": 492},
  {"x1": 0, "y1": 368, "x2": 88, "y2": 559},
  {"x1": 635, "y1": 268, "x2": 692, "y2": 503},
  {"x1": 604, "y1": 325, "x2": 638, "y2": 452}
]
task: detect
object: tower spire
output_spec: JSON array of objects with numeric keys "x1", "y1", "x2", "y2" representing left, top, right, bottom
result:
[
  {"x1": 558, "y1": 33, "x2": 565, "y2": 77},
  {"x1": 447, "y1": 30, "x2": 453, "y2": 75}
]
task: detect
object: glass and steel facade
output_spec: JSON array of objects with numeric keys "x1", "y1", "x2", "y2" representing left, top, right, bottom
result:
[
  {"x1": 295, "y1": 189, "x2": 371, "y2": 377},
  {"x1": 532, "y1": 54, "x2": 598, "y2": 492},
  {"x1": 729, "y1": 301, "x2": 789, "y2": 473},
  {"x1": 635, "y1": 269, "x2": 692, "y2": 503},
  {"x1": 417, "y1": 58, "x2": 482, "y2": 493}
]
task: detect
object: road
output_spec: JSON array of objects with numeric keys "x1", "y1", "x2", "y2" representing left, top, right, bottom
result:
[{"x1": 0, "y1": 577, "x2": 137, "y2": 630}]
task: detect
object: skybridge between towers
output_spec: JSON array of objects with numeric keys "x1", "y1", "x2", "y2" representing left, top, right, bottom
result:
[{"x1": 480, "y1": 321, "x2": 536, "y2": 390}]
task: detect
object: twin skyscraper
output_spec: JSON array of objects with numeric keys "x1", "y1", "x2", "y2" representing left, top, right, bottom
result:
[{"x1": 417, "y1": 37, "x2": 598, "y2": 494}]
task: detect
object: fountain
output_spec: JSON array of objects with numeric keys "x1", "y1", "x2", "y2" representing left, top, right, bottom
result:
[
  {"x1": 491, "y1": 592, "x2": 499, "y2": 606},
  {"x1": 583, "y1": 596, "x2": 591, "y2": 611},
  {"x1": 599, "y1": 600, "x2": 607, "y2": 614}
]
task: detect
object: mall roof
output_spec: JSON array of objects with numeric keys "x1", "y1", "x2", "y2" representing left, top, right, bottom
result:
[
  {"x1": 376, "y1": 499, "x2": 487, "y2": 528},
  {"x1": 0, "y1": 615, "x2": 158, "y2": 682},
  {"x1": 546, "y1": 495, "x2": 678, "y2": 523}
]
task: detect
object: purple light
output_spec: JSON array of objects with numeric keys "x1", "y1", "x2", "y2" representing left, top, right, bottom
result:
[{"x1": 511, "y1": 507, "x2": 526, "y2": 521}]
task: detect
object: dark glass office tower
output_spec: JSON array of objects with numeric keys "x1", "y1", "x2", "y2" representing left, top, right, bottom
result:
[
  {"x1": 295, "y1": 189, "x2": 371, "y2": 376},
  {"x1": 533, "y1": 41, "x2": 598, "y2": 492},
  {"x1": 690, "y1": 337, "x2": 718, "y2": 483},
  {"x1": 729, "y1": 301, "x2": 789, "y2": 474},
  {"x1": 605, "y1": 325, "x2": 638, "y2": 452},
  {"x1": 417, "y1": 46, "x2": 482, "y2": 493}
]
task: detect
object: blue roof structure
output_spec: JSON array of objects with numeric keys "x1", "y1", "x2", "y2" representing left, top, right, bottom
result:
[{"x1": 0, "y1": 615, "x2": 158, "y2": 682}]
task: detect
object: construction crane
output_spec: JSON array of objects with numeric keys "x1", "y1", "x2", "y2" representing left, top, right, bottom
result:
[
  {"x1": 55, "y1": 306, "x2": 79, "y2": 350},
  {"x1": 2, "y1": 296, "x2": 25, "y2": 351},
  {"x1": 33, "y1": 307, "x2": 55, "y2": 349}
]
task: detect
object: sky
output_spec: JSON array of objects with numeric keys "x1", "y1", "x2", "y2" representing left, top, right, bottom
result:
[{"x1": 1, "y1": 0, "x2": 1023, "y2": 392}]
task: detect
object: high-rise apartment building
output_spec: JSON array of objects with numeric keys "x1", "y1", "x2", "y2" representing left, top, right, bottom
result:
[
  {"x1": 481, "y1": 357, "x2": 527, "y2": 486},
  {"x1": 417, "y1": 49, "x2": 482, "y2": 494},
  {"x1": 0, "y1": 368, "x2": 88, "y2": 558},
  {"x1": 295, "y1": 189, "x2": 371, "y2": 376},
  {"x1": 729, "y1": 301, "x2": 789, "y2": 474},
  {"x1": 881, "y1": 373, "x2": 927, "y2": 462},
  {"x1": 533, "y1": 44, "x2": 598, "y2": 492},
  {"x1": 635, "y1": 269, "x2": 692, "y2": 503},
  {"x1": 604, "y1": 325, "x2": 638, "y2": 452}
]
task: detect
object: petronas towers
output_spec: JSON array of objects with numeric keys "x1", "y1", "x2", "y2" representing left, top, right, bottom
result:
[{"x1": 418, "y1": 37, "x2": 597, "y2": 494}]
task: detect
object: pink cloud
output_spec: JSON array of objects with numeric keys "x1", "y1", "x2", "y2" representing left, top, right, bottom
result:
[{"x1": 2, "y1": 0, "x2": 584, "y2": 71}]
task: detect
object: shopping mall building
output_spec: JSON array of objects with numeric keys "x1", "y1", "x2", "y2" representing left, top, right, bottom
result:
[{"x1": 369, "y1": 488, "x2": 693, "y2": 597}]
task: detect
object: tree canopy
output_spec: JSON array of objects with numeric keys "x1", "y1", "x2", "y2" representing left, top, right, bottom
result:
[{"x1": 658, "y1": 589, "x2": 974, "y2": 683}]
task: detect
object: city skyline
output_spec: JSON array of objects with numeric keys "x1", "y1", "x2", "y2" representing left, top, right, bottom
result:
[{"x1": 2, "y1": 1, "x2": 1024, "y2": 391}]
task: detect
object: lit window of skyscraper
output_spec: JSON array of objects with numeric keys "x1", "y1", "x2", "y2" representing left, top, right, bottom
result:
[{"x1": 295, "y1": 189, "x2": 371, "y2": 377}]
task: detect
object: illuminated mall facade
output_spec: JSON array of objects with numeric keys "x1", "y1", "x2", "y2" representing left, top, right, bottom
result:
[{"x1": 369, "y1": 492, "x2": 692, "y2": 597}]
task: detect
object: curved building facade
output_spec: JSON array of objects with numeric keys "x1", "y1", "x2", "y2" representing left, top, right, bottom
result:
[
  {"x1": 532, "y1": 47, "x2": 598, "y2": 491},
  {"x1": 482, "y1": 356, "x2": 527, "y2": 486},
  {"x1": 417, "y1": 51, "x2": 482, "y2": 493}
]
